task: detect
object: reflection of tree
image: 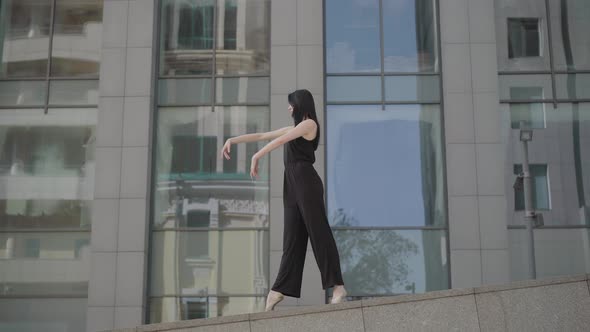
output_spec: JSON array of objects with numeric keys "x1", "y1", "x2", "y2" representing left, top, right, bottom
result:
[{"x1": 331, "y1": 209, "x2": 419, "y2": 295}]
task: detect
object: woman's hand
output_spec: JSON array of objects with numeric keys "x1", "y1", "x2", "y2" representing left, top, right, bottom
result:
[
  {"x1": 250, "y1": 154, "x2": 260, "y2": 180},
  {"x1": 221, "y1": 139, "x2": 232, "y2": 160}
]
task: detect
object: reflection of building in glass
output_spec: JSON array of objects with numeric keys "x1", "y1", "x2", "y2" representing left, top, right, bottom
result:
[
  {"x1": 495, "y1": 0, "x2": 590, "y2": 280},
  {"x1": 0, "y1": 0, "x2": 102, "y2": 77},
  {"x1": 151, "y1": 194, "x2": 268, "y2": 321},
  {"x1": 150, "y1": 107, "x2": 271, "y2": 319},
  {"x1": 160, "y1": 0, "x2": 269, "y2": 75},
  {"x1": 149, "y1": 0, "x2": 270, "y2": 322},
  {"x1": 0, "y1": 0, "x2": 100, "y2": 329},
  {"x1": 0, "y1": 109, "x2": 95, "y2": 330}
]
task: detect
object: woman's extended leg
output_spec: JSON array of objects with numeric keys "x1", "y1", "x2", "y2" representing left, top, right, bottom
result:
[{"x1": 270, "y1": 204, "x2": 309, "y2": 298}]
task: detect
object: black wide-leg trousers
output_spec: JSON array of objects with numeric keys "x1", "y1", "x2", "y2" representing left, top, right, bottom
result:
[{"x1": 271, "y1": 161, "x2": 344, "y2": 298}]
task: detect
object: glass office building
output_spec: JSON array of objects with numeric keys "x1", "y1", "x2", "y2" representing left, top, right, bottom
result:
[{"x1": 0, "y1": 0, "x2": 588, "y2": 331}]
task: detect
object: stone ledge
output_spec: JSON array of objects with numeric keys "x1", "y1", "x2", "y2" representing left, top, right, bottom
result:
[
  {"x1": 361, "y1": 287, "x2": 474, "y2": 308},
  {"x1": 104, "y1": 274, "x2": 590, "y2": 332},
  {"x1": 473, "y1": 273, "x2": 588, "y2": 294},
  {"x1": 249, "y1": 300, "x2": 361, "y2": 321},
  {"x1": 106, "y1": 314, "x2": 251, "y2": 332}
]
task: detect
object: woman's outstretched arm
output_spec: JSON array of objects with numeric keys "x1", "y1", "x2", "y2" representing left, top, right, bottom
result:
[
  {"x1": 220, "y1": 125, "x2": 293, "y2": 160},
  {"x1": 250, "y1": 119, "x2": 316, "y2": 179}
]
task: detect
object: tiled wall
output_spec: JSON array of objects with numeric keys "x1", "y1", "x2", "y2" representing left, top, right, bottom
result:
[
  {"x1": 87, "y1": 0, "x2": 156, "y2": 331},
  {"x1": 439, "y1": 0, "x2": 511, "y2": 288}
]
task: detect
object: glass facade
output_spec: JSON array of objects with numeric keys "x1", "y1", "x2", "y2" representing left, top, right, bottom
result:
[
  {"x1": 149, "y1": 0, "x2": 270, "y2": 323},
  {"x1": 1, "y1": 0, "x2": 589, "y2": 328},
  {"x1": 0, "y1": 0, "x2": 102, "y2": 330},
  {"x1": 325, "y1": 0, "x2": 449, "y2": 300},
  {"x1": 495, "y1": 0, "x2": 590, "y2": 279}
]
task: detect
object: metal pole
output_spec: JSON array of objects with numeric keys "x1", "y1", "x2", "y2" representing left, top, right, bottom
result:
[{"x1": 521, "y1": 136, "x2": 537, "y2": 279}]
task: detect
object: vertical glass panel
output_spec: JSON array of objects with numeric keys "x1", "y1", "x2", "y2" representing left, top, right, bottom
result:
[
  {"x1": 498, "y1": 74, "x2": 553, "y2": 100},
  {"x1": 327, "y1": 105, "x2": 446, "y2": 227},
  {"x1": 501, "y1": 103, "x2": 590, "y2": 226},
  {"x1": 149, "y1": 230, "x2": 269, "y2": 296},
  {"x1": 325, "y1": 0, "x2": 381, "y2": 73},
  {"x1": 382, "y1": 0, "x2": 438, "y2": 72},
  {"x1": 331, "y1": 229, "x2": 448, "y2": 296},
  {"x1": 555, "y1": 74, "x2": 590, "y2": 100},
  {"x1": 0, "y1": 0, "x2": 52, "y2": 78},
  {"x1": 215, "y1": 77, "x2": 269, "y2": 104},
  {"x1": 508, "y1": 228, "x2": 590, "y2": 281},
  {"x1": 384, "y1": 75, "x2": 440, "y2": 102},
  {"x1": 49, "y1": 80, "x2": 99, "y2": 105},
  {"x1": 494, "y1": 0, "x2": 551, "y2": 71},
  {"x1": 215, "y1": 0, "x2": 270, "y2": 75},
  {"x1": 513, "y1": 164, "x2": 550, "y2": 210},
  {"x1": 0, "y1": 81, "x2": 47, "y2": 106},
  {"x1": 158, "y1": 78, "x2": 212, "y2": 105},
  {"x1": 326, "y1": 76, "x2": 381, "y2": 103},
  {"x1": 153, "y1": 106, "x2": 269, "y2": 228},
  {"x1": 549, "y1": 0, "x2": 590, "y2": 70},
  {"x1": 160, "y1": 0, "x2": 215, "y2": 75},
  {"x1": 149, "y1": 296, "x2": 265, "y2": 323},
  {"x1": 0, "y1": 298, "x2": 87, "y2": 331},
  {"x1": 50, "y1": 0, "x2": 103, "y2": 76}
]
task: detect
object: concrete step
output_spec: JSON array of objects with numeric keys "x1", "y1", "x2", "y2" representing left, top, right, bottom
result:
[{"x1": 107, "y1": 274, "x2": 590, "y2": 332}]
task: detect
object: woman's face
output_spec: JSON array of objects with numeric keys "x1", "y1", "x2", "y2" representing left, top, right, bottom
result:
[{"x1": 288, "y1": 104, "x2": 293, "y2": 114}]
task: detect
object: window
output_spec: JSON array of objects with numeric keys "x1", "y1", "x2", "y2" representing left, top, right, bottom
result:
[
  {"x1": 509, "y1": 87, "x2": 546, "y2": 129},
  {"x1": 150, "y1": 0, "x2": 270, "y2": 323},
  {"x1": 24, "y1": 239, "x2": 41, "y2": 258},
  {"x1": 223, "y1": 2, "x2": 237, "y2": 50},
  {"x1": 508, "y1": 18, "x2": 541, "y2": 58},
  {"x1": 510, "y1": 103, "x2": 546, "y2": 129},
  {"x1": 327, "y1": 105, "x2": 446, "y2": 227},
  {"x1": 185, "y1": 299, "x2": 208, "y2": 319},
  {"x1": 513, "y1": 164, "x2": 550, "y2": 210},
  {"x1": 178, "y1": 4, "x2": 214, "y2": 50},
  {"x1": 325, "y1": 0, "x2": 448, "y2": 299},
  {"x1": 185, "y1": 232, "x2": 209, "y2": 259},
  {"x1": 187, "y1": 210, "x2": 210, "y2": 228}
]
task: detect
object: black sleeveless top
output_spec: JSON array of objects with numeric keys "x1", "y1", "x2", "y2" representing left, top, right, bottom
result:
[{"x1": 284, "y1": 136, "x2": 315, "y2": 165}]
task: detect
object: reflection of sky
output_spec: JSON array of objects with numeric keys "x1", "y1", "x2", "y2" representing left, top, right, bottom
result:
[
  {"x1": 327, "y1": 105, "x2": 430, "y2": 227},
  {"x1": 325, "y1": 0, "x2": 380, "y2": 72},
  {"x1": 382, "y1": 0, "x2": 420, "y2": 57},
  {"x1": 326, "y1": 0, "x2": 427, "y2": 72}
]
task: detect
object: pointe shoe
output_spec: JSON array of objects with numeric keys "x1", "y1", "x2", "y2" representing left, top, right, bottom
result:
[
  {"x1": 330, "y1": 288, "x2": 347, "y2": 304},
  {"x1": 265, "y1": 290, "x2": 284, "y2": 311}
]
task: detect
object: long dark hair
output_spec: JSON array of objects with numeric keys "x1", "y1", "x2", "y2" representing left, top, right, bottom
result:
[{"x1": 287, "y1": 89, "x2": 320, "y2": 150}]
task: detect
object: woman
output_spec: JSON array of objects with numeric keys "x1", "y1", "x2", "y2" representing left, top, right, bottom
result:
[{"x1": 220, "y1": 89, "x2": 347, "y2": 311}]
